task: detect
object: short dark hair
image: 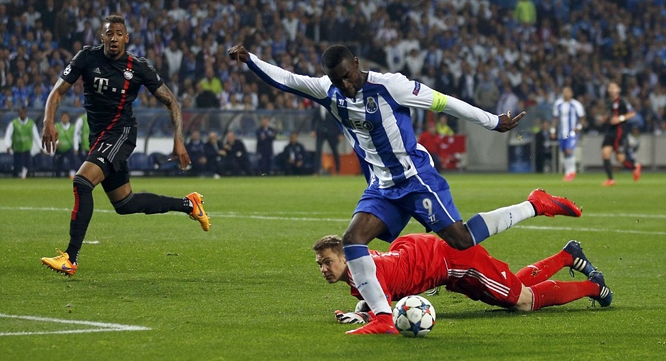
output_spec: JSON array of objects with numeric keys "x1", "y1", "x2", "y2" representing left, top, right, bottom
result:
[
  {"x1": 312, "y1": 235, "x2": 343, "y2": 256},
  {"x1": 104, "y1": 15, "x2": 126, "y2": 27},
  {"x1": 321, "y1": 45, "x2": 354, "y2": 69}
]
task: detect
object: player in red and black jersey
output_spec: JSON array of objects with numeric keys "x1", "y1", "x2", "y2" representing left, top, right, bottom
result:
[
  {"x1": 600, "y1": 82, "x2": 641, "y2": 186},
  {"x1": 40, "y1": 15, "x2": 210, "y2": 277},
  {"x1": 314, "y1": 234, "x2": 612, "y2": 334}
]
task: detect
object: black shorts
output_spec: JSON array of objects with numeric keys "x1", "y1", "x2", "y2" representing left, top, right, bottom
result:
[
  {"x1": 601, "y1": 126, "x2": 627, "y2": 153},
  {"x1": 86, "y1": 126, "x2": 137, "y2": 192}
]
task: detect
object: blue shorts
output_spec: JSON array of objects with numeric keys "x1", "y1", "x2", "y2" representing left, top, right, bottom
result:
[
  {"x1": 354, "y1": 169, "x2": 462, "y2": 242},
  {"x1": 559, "y1": 136, "x2": 578, "y2": 154}
]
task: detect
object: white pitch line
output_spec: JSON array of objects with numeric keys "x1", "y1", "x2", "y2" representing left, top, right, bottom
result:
[
  {"x1": 0, "y1": 313, "x2": 150, "y2": 337},
  {"x1": 2, "y1": 206, "x2": 665, "y2": 220},
  {"x1": 513, "y1": 225, "x2": 666, "y2": 236},
  {"x1": 1, "y1": 206, "x2": 665, "y2": 235}
]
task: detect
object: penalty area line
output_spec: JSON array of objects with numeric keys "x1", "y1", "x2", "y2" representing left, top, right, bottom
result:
[{"x1": 0, "y1": 313, "x2": 150, "y2": 337}]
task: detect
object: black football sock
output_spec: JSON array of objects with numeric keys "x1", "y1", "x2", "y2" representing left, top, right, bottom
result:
[
  {"x1": 603, "y1": 159, "x2": 613, "y2": 180},
  {"x1": 622, "y1": 159, "x2": 635, "y2": 170},
  {"x1": 112, "y1": 192, "x2": 192, "y2": 215},
  {"x1": 66, "y1": 175, "x2": 95, "y2": 264}
]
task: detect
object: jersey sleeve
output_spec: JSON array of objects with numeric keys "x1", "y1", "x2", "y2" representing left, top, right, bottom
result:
[
  {"x1": 575, "y1": 101, "x2": 585, "y2": 117},
  {"x1": 140, "y1": 61, "x2": 164, "y2": 94},
  {"x1": 61, "y1": 49, "x2": 86, "y2": 84},
  {"x1": 383, "y1": 73, "x2": 499, "y2": 130},
  {"x1": 3, "y1": 121, "x2": 13, "y2": 147},
  {"x1": 246, "y1": 53, "x2": 329, "y2": 102}
]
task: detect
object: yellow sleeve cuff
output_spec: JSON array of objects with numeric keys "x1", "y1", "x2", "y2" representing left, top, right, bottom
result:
[{"x1": 430, "y1": 91, "x2": 448, "y2": 112}]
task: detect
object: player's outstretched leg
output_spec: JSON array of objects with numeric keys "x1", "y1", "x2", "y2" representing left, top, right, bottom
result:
[
  {"x1": 41, "y1": 249, "x2": 78, "y2": 277},
  {"x1": 588, "y1": 271, "x2": 613, "y2": 307},
  {"x1": 528, "y1": 189, "x2": 582, "y2": 217},
  {"x1": 345, "y1": 314, "x2": 398, "y2": 335},
  {"x1": 186, "y1": 192, "x2": 210, "y2": 231},
  {"x1": 562, "y1": 240, "x2": 596, "y2": 278}
]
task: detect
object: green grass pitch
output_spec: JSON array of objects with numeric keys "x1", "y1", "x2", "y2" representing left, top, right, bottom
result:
[{"x1": 1, "y1": 171, "x2": 664, "y2": 360}]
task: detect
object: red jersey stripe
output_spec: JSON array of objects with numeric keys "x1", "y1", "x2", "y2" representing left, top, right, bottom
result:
[{"x1": 90, "y1": 55, "x2": 134, "y2": 153}]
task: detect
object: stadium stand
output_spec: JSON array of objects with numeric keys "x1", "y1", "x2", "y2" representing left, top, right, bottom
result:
[{"x1": 0, "y1": 0, "x2": 665, "y2": 176}]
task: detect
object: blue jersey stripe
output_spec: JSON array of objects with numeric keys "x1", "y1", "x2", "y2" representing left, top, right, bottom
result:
[
  {"x1": 362, "y1": 87, "x2": 406, "y2": 184},
  {"x1": 568, "y1": 103, "x2": 575, "y2": 134}
]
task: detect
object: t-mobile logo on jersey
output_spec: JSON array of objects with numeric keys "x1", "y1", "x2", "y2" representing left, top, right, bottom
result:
[{"x1": 93, "y1": 77, "x2": 109, "y2": 94}]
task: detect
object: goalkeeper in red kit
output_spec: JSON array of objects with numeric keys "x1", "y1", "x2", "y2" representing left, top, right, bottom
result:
[{"x1": 313, "y1": 233, "x2": 612, "y2": 332}]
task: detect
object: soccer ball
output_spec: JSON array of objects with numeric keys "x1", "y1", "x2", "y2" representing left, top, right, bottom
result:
[{"x1": 392, "y1": 295, "x2": 436, "y2": 337}]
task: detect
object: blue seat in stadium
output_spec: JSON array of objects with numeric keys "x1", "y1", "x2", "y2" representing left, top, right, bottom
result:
[
  {"x1": 0, "y1": 152, "x2": 13, "y2": 174},
  {"x1": 149, "y1": 152, "x2": 179, "y2": 175},
  {"x1": 32, "y1": 153, "x2": 55, "y2": 173},
  {"x1": 127, "y1": 152, "x2": 153, "y2": 171}
]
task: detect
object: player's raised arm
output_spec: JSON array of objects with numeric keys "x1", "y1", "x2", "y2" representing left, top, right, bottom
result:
[
  {"x1": 228, "y1": 44, "x2": 329, "y2": 101},
  {"x1": 42, "y1": 78, "x2": 73, "y2": 154},
  {"x1": 153, "y1": 83, "x2": 190, "y2": 170},
  {"x1": 382, "y1": 73, "x2": 525, "y2": 132},
  {"x1": 431, "y1": 89, "x2": 525, "y2": 132}
]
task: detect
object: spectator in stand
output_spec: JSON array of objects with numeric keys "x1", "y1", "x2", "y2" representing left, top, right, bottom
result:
[
  {"x1": 497, "y1": 82, "x2": 520, "y2": 119},
  {"x1": 194, "y1": 82, "x2": 220, "y2": 109},
  {"x1": 474, "y1": 68, "x2": 501, "y2": 113},
  {"x1": 515, "y1": 0, "x2": 537, "y2": 26},
  {"x1": 436, "y1": 114, "x2": 455, "y2": 136},
  {"x1": 198, "y1": 66, "x2": 222, "y2": 96},
  {"x1": 224, "y1": 93, "x2": 245, "y2": 111},
  {"x1": 2, "y1": 0, "x2": 666, "y2": 166}
]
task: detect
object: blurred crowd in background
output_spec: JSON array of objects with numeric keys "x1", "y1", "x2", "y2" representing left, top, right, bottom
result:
[{"x1": 2, "y1": 0, "x2": 666, "y2": 136}]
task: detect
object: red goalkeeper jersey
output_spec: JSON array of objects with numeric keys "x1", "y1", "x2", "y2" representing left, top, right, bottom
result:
[
  {"x1": 347, "y1": 233, "x2": 522, "y2": 308},
  {"x1": 348, "y1": 233, "x2": 448, "y2": 303}
]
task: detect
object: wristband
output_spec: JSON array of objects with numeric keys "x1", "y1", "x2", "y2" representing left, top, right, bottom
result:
[{"x1": 619, "y1": 115, "x2": 625, "y2": 122}]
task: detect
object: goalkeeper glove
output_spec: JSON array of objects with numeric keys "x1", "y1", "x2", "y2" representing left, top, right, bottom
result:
[
  {"x1": 334, "y1": 310, "x2": 372, "y2": 324},
  {"x1": 354, "y1": 300, "x2": 370, "y2": 313}
]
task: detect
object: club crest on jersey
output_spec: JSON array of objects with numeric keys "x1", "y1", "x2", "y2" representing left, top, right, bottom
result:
[
  {"x1": 365, "y1": 96, "x2": 378, "y2": 114},
  {"x1": 123, "y1": 69, "x2": 134, "y2": 80},
  {"x1": 413, "y1": 81, "x2": 421, "y2": 95}
]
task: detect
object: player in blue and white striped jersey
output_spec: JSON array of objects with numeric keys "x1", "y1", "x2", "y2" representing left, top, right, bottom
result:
[
  {"x1": 552, "y1": 87, "x2": 585, "y2": 181},
  {"x1": 228, "y1": 44, "x2": 582, "y2": 335}
]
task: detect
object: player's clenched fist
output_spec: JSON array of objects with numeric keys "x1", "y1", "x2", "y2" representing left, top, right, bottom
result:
[
  {"x1": 495, "y1": 110, "x2": 527, "y2": 133},
  {"x1": 228, "y1": 44, "x2": 249, "y2": 63}
]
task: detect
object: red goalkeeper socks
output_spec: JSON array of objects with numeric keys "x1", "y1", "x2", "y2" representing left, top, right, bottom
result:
[
  {"x1": 529, "y1": 280, "x2": 600, "y2": 311},
  {"x1": 516, "y1": 251, "x2": 573, "y2": 286}
]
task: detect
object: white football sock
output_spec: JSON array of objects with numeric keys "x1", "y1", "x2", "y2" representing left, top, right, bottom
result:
[
  {"x1": 344, "y1": 246, "x2": 392, "y2": 315},
  {"x1": 476, "y1": 201, "x2": 536, "y2": 236},
  {"x1": 565, "y1": 156, "x2": 576, "y2": 175}
]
